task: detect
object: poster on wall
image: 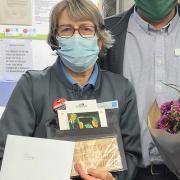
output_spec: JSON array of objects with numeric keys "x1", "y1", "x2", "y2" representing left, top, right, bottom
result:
[
  {"x1": 0, "y1": 39, "x2": 33, "y2": 81},
  {"x1": 0, "y1": 0, "x2": 102, "y2": 40},
  {"x1": 0, "y1": 39, "x2": 32, "y2": 107},
  {"x1": 0, "y1": 0, "x2": 32, "y2": 25},
  {"x1": 0, "y1": 0, "x2": 59, "y2": 40}
]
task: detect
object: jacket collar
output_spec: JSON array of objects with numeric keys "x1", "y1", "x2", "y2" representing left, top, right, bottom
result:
[
  {"x1": 52, "y1": 58, "x2": 101, "y2": 92},
  {"x1": 108, "y1": 4, "x2": 180, "y2": 36},
  {"x1": 107, "y1": 6, "x2": 134, "y2": 35}
]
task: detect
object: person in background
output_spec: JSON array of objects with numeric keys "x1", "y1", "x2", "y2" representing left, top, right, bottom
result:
[
  {"x1": 0, "y1": 0, "x2": 141, "y2": 179},
  {"x1": 99, "y1": 0, "x2": 180, "y2": 180}
]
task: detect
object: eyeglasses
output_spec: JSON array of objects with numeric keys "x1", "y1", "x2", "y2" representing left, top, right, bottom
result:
[{"x1": 57, "y1": 25, "x2": 96, "y2": 38}]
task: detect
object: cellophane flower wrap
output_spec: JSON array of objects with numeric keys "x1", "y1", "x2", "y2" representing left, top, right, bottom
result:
[{"x1": 148, "y1": 83, "x2": 180, "y2": 178}]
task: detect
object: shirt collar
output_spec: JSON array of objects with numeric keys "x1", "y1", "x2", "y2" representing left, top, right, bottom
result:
[
  {"x1": 60, "y1": 60, "x2": 98, "y2": 88},
  {"x1": 87, "y1": 63, "x2": 98, "y2": 87},
  {"x1": 132, "y1": 5, "x2": 179, "y2": 34}
]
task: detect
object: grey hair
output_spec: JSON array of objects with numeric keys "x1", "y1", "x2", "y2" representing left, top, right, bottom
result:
[{"x1": 47, "y1": 0, "x2": 114, "y2": 56}]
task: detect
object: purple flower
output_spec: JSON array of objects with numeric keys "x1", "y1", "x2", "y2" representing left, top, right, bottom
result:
[
  {"x1": 157, "y1": 82, "x2": 180, "y2": 133},
  {"x1": 158, "y1": 115, "x2": 169, "y2": 129},
  {"x1": 160, "y1": 101, "x2": 173, "y2": 115},
  {"x1": 158, "y1": 100, "x2": 180, "y2": 134}
]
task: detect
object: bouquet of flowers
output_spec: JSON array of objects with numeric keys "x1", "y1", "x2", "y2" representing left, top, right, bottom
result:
[{"x1": 148, "y1": 83, "x2": 180, "y2": 178}]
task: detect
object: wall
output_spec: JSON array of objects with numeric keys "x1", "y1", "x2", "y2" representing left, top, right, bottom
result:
[{"x1": 121, "y1": 0, "x2": 134, "y2": 11}]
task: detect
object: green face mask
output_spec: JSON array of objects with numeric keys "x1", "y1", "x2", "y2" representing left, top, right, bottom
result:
[{"x1": 135, "y1": 0, "x2": 177, "y2": 22}]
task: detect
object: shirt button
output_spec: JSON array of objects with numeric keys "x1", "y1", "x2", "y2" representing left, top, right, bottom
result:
[
  {"x1": 155, "y1": 83, "x2": 163, "y2": 91},
  {"x1": 156, "y1": 58, "x2": 163, "y2": 65}
]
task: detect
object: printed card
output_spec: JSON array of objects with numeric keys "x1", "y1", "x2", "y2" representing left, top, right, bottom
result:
[{"x1": 58, "y1": 108, "x2": 107, "y2": 130}]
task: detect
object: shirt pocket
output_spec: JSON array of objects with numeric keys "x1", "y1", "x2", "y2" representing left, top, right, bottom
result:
[
  {"x1": 167, "y1": 55, "x2": 180, "y2": 87},
  {"x1": 173, "y1": 54, "x2": 180, "y2": 73}
]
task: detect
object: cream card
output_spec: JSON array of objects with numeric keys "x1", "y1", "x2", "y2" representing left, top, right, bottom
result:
[{"x1": 58, "y1": 108, "x2": 107, "y2": 130}]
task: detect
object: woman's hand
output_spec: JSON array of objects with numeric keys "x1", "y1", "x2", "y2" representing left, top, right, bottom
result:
[{"x1": 75, "y1": 163, "x2": 115, "y2": 180}]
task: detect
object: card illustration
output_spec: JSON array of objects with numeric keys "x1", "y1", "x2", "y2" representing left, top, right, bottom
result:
[{"x1": 68, "y1": 112, "x2": 101, "y2": 129}]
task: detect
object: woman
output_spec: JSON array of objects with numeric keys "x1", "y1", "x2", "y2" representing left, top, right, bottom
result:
[{"x1": 0, "y1": 0, "x2": 141, "y2": 179}]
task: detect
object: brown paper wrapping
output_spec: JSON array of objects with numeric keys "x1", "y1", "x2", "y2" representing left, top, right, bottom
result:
[
  {"x1": 148, "y1": 100, "x2": 161, "y2": 129},
  {"x1": 71, "y1": 137, "x2": 122, "y2": 177}
]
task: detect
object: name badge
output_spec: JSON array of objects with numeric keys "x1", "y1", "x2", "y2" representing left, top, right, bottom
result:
[
  {"x1": 175, "y1": 49, "x2": 180, "y2": 56},
  {"x1": 98, "y1": 100, "x2": 119, "y2": 109}
]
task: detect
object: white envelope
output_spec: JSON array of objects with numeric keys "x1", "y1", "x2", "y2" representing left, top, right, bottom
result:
[{"x1": 0, "y1": 135, "x2": 75, "y2": 180}]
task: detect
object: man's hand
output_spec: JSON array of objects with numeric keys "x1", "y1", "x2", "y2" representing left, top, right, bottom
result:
[{"x1": 75, "y1": 163, "x2": 115, "y2": 180}]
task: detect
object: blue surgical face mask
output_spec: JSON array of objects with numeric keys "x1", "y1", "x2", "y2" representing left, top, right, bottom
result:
[{"x1": 56, "y1": 35, "x2": 100, "y2": 72}]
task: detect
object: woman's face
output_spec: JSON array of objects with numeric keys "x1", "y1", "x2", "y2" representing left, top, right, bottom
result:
[{"x1": 57, "y1": 9, "x2": 102, "y2": 48}]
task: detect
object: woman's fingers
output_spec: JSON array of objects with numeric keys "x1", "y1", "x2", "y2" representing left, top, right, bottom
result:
[
  {"x1": 75, "y1": 163, "x2": 98, "y2": 180},
  {"x1": 87, "y1": 168, "x2": 115, "y2": 180},
  {"x1": 75, "y1": 163, "x2": 115, "y2": 180}
]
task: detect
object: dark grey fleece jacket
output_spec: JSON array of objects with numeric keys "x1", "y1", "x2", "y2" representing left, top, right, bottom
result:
[{"x1": 0, "y1": 58, "x2": 141, "y2": 180}]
